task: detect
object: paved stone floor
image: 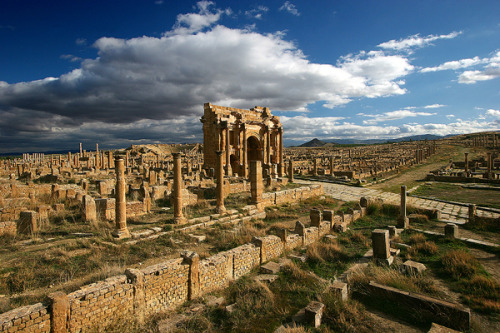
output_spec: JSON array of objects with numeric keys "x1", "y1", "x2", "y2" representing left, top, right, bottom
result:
[{"x1": 296, "y1": 180, "x2": 500, "y2": 224}]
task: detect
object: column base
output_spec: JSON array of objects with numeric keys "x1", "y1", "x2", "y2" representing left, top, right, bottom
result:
[
  {"x1": 216, "y1": 205, "x2": 226, "y2": 214},
  {"x1": 113, "y1": 228, "x2": 130, "y2": 239},
  {"x1": 374, "y1": 256, "x2": 394, "y2": 267},
  {"x1": 397, "y1": 216, "x2": 409, "y2": 229},
  {"x1": 174, "y1": 216, "x2": 187, "y2": 225}
]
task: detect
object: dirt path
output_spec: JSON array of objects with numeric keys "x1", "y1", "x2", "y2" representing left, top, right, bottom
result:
[{"x1": 468, "y1": 248, "x2": 500, "y2": 283}]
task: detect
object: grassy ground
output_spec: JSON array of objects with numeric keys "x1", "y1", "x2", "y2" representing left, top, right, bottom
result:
[{"x1": 411, "y1": 182, "x2": 500, "y2": 209}]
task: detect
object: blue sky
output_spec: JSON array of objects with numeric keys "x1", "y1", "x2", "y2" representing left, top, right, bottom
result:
[{"x1": 0, "y1": 0, "x2": 499, "y2": 153}]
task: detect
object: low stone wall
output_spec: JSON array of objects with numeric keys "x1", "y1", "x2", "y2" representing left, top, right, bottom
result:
[
  {"x1": 0, "y1": 303, "x2": 50, "y2": 333},
  {"x1": 0, "y1": 203, "x2": 359, "y2": 333},
  {"x1": 426, "y1": 174, "x2": 500, "y2": 184},
  {"x1": 366, "y1": 281, "x2": 470, "y2": 331},
  {"x1": 262, "y1": 185, "x2": 323, "y2": 207},
  {"x1": 0, "y1": 221, "x2": 16, "y2": 236}
]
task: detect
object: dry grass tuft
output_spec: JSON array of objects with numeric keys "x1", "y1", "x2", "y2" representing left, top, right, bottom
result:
[
  {"x1": 441, "y1": 249, "x2": 479, "y2": 280},
  {"x1": 408, "y1": 233, "x2": 427, "y2": 245},
  {"x1": 306, "y1": 242, "x2": 346, "y2": 263}
]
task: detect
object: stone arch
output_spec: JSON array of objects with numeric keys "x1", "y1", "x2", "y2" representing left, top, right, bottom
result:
[{"x1": 247, "y1": 136, "x2": 263, "y2": 162}]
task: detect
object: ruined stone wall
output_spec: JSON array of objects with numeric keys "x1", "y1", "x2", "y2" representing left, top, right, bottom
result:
[
  {"x1": 67, "y1": 275, "x2": 134, "y2": 332},
  {"x1": 0, "y1": 221, "x2": 16, "y2": 236},
  {"x1": 262, "y1": 185, "x2": 323, "y2": 207},
  {"x1": 0, "y1": 303, "x2": 50, "y2": 333},
  {"x1": 0, "y1": 203, "x2": 361, "y2": 333},
  {"x1": 228, "y1": 244, "x2": 260, "y2": 279},
  {"x1": 199, "y1": 252, "x2": 233, "y2": 294},
  {"x1": 141, "y1": 259, "x2": 190, "y2": 316}
]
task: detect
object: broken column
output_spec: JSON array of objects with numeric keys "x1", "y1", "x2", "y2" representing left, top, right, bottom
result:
[
  {"x1": 113, "y1": 157, "x2": 130, "y2": 239},
  {"x1": 468, "y1": 204, "x2": 476, "y2": 223},
  {"x1": 173, "y1": 153, "x2": 187, "y2": 224},
  {"x1": 397, "y1": 185, "x2": 409, "y2": 228},
  {"x1": 215, "y1": 150, "x2": 226, "y2": 213},
  {"x1": 372, "y1": 229, "x2": 393, "y2": 265},
  {"x1": 82, "y1": 195, "x2": 96, "y2": 223},
  {"x1": 464, "y1": 152, "x2": 469, "y2": 174},
  {"x1": 288, "y1": 159, "x2": 294, "y2": 182},
  {"x1": 250, "y1": 160, "x2": 263, "y2": 209}
]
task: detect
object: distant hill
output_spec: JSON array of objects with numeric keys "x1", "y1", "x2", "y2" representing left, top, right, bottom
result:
[
  {"x1": 299, "y1": 138, "x2": 327, "y2": 147},
  {"x1": 295, "y1": 134, "x2": 456, "y2": 147}
]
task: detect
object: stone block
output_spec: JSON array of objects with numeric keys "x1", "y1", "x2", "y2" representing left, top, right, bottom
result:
[
  {"x1": 304, "y1": 301, "x2": 325, "y2": 328},
  {"x1": 17, "y1": 211, "x2": 38, "y2": 235},
  {"x1": 330, "y1": 281, "x2": 348, "y2": 301},
  {"x1": 403, "y1": 260, "x2": 427, "y2": 275},
  {"x1": 254, "y1": 274, "x2": 278, "y2": 283},
  {"x1": 260, "y1": 262, "x2": 281, "y2": 274},
  {"x1": 444, "y1": 223, "x2": 458, "y2": 238},
  {"x1": 334, "y1": 222, "x2": 348, "y2": 233},
  {"x1": 372, "y1": 229, "x2": 390, "y2": 259}
]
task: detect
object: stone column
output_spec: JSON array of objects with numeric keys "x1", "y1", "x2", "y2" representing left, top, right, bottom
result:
[
  {"x1": 288, "y1": 159, "x2": 294, "y2": 182},
  {"x1": 108, "y1": 151, "x2": 113, "y2": 169},
  {"x1": 79, "y1": 142, "x2": 82, "y2": 155},
  {"x1": 250, "y1": 160, "x2": 263, "y2": 209},
  {"x1": 468, "y1": 204, "x2": 476, "y2": 223},
  {"x1": 242, "y1": 124, "x2": 248, "y2": 178},
  {"x1": 330, "y1": 157, "x2": 334, "y2": 176},
  {"x1": 113, "y1": 157, "x2": 130, "y2": 239},
  {"x1": 487, "y1": 152, "x2": 492, "y2": 178},
  {"x1": 278, "y1": 128, "x2": 284, "y2": 177},
  {"x1": 397, "y1": 185, "x2": 409, "y2": 228},
  {"x1": 225, "y1": 126, "x2": 232, "y2": 176},
  {"x1": 173, "y1": 153, "x2": 186, "y2": 224},
  {"x1": 464, "y1": 152, "x2": 469, "y2": 174},
  {"x1": 95, "y1": 144, "x2": 100, "y2": 171},
  {"x1": 215, "y1": 150, "x2": 226, "y2": 213},
  {"x1": 266, "y1": 127, "x2": 271, "y2": 165}
]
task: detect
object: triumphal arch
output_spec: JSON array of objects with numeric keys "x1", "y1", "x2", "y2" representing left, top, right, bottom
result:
[{"x1": 200, "y1": 103, "x2": 284, "y2": 178}]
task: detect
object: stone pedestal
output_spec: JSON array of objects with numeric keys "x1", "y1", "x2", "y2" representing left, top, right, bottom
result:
[
  {"x1": 310, "y1": 209, "x2": 322, "y2": 227},
  {"x1": 17, "y1": 211, "x2": 38, "y2": 235},
  {"x1": 444, "y1": 223, "x2": 458, "y2": 238},
  {"x1": 372, "y1": 229, "x2": 393, "y2": 266}
]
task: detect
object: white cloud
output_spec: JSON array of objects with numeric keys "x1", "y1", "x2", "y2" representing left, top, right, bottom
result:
[
  {"x1": 359, "y1": 110, "x2": 435, "y2": 125},
  {"x1": 282, "y1": 115, "x2": 500, "y2": 143},
  {"x1": 446, "y1": 114, "x2": 455, "y2": 119},
  {"x1": 164, "y1": 1, "x2": 231, "y2": 36},
  {"x1": 424, "y1": 104, "x2": 446, "y2": 109},
  {"x1": 60, "y1": 54, "x2": 82, "y2": 62},
  {"x1": 245, "y1": 6, "x2": 268, "y2": 19},
  {"x1": 75, "y1": 38, "x2": 87, "y2": 46},
  {"x1": 420, "y1": 56, "x2": 485, "y2": 72},
  {"x1": 486, "y1": 109, "x2": 500, "y2": 118},
  {"x1": 378, "y1": 31, "x2": 461, "y2": 52},
  {"x1": 458, "y1": 67, "x2": 500, "y2": 84},
  {"x1": 421, "y1": 51, "x2": 500, "y2": 84},
  {"x1": 279, "y1": 1, "x2": 300, "y2": 16}
]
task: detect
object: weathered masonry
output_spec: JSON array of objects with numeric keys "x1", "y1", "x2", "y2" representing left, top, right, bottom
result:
[{"x1": 200, "y1": 103, "x2": 284, "y2": 178}]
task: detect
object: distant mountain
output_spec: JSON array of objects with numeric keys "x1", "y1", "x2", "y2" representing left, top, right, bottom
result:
[
  {"x1": 300, "y1": 138, "x2": 328, "y2": 147},
  {"x1": 295, "y1": 134, "x2": 455, "y2": 147}
]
